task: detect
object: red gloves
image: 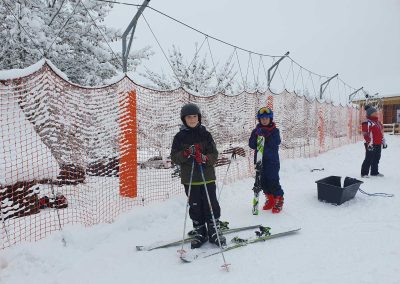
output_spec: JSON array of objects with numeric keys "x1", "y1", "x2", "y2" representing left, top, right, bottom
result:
[
  {"x1": 194, "y1": 151, "x2": 208, "y2": 164},
  {"x1": 183, "y1": 144, "x2": 208, "y2": 164},
  {"x1": 183, "y1": 145, "x2": 197, "y2": 158}
]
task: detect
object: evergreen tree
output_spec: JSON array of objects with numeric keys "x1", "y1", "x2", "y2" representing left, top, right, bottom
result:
[{"x1": 0, "y1": 0, "x2": 152, "y2": 86}]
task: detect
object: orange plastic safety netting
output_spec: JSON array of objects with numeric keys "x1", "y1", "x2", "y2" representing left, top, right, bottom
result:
[{"x1": 0, "y1": 60, "x2": 361, "y2": 249}]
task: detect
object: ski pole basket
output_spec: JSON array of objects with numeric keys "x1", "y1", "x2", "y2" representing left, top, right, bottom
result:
[{"x1": 315, "y1": 176, "x2": 363, "y2": 205}]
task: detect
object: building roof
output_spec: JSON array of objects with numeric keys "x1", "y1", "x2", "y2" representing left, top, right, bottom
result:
[
  {"x1": 381, "y1": 93, "x2": 400, "y2": 99},
  {"x1": 351, "y1": 93, "x2": 400, "y2": 104}
]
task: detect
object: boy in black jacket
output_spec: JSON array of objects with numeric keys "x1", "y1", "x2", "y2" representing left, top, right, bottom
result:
[{"x1": 171, "y1": 103, "x2": 226, "y2": 249}]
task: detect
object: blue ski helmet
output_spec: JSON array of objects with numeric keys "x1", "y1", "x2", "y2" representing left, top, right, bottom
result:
[{"x1": 257, "y1": 107, "x2": 273, "y2": 120}]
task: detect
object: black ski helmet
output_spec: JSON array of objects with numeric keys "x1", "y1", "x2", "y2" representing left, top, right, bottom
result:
[{"x1": 180, "y1": 103, "x2": 202, "y2": 125}]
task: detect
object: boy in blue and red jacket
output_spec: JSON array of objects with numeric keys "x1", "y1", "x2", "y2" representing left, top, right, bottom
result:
[
  {"x1": 249, "y1": 107, "x2": 284, "y2": 213},
  {"x1": 361, "y1": 105, "x2": 387, "y2": 177}
]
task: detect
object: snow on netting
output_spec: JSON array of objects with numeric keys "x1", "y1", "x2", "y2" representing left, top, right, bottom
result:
[{"x1": 0, "y1": 60, "x2": 361, "y2": 249}]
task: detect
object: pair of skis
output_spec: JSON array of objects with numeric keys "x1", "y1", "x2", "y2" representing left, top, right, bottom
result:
[
  {"x1": 180, "y1": 226, "x2": 301, "y2": 263},
  {"x1": 252, "y1": 136, "x2": 264, "y2": 215},
  {"x1": 136, "y1": 224, "x2": 261, "y2": 251},
  {"x1": 136, "y1": 223, "x2": 300, "y2": 262}
]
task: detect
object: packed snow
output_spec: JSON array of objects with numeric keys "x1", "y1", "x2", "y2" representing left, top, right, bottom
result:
[
  {"x1": 0, "y1": 59, "x2": 46, "y2": 80},
  {"x1": 0, "y1": 94, "x2": 60, "y2": 185},
  {"x1": 0, "y1": 136, "x2": 399, "y2": 284}
]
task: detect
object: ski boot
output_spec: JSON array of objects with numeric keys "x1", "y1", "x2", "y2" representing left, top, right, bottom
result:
[
  {"x1": 272, "y1": 196, "x2": 284, "y2": 214},
  {"x1": 207, "y1": 219, "x2": 226, "y2": 247},
  {"x1": 262, "y1": 194, "x2": 275, "y2": 210},
  {"x1": 255, "y1": 226, "x2": 271, "y2": 237},
  {"x1": 190, "y1": 223, "x2": 208, "y2": 249},
  {"x1": 188, "y1": 220, "x2": 229, "y2": 236}
]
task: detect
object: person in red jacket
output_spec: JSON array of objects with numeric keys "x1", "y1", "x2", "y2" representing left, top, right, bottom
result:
[{"x1": 361, "y1": 105, "x2": 387, "y2": 177}]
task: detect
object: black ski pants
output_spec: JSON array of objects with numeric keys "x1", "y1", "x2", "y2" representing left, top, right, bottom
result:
[
  {"x1": 184, "y1": 183, "x2": 220, "y2": 225},
  {"x1": 361, "y1": 144, "x2": 382, "y2": 176}
]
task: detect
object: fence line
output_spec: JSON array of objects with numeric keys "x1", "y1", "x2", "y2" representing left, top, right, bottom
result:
[{"x1": 0, "y1": 59, "x2": 361, "y2": 249}]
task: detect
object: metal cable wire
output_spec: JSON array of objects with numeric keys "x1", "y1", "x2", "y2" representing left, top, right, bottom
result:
[
  {"x1": 48, "y1": 0, "x2": 67, "y2": 27},
  {"x1": 187, "y1": 36, "x2": 208, "y2": 70},
  {"x1": 141, "y1": 13, "x2": 184, "y2": 87},
  {"x1": 249, "y1": 53, "x2": 257, "y2": 88},
  {"x1": 80, "y1": 1, "x2": 124, "y2": 68},
  {"x1": 91, "y1": 0, "x2": 279, "y2": 58},
  {"x1": 100, "y1": 0, "x2": 367, "y2": 98},
  {"x1": 3, "y1": 0, "x2": 371, "y2": 99},
  {"x1": 46, "y1": 0, "x2": 83, "y2": 54},
  {"x1": 234, "y1": 49, "x2": 246, "y2": 89}
]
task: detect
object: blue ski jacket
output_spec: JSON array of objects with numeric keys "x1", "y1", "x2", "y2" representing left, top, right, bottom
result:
[{"x1": 249, "y1": 123, "x2": 281, "y2": 180}]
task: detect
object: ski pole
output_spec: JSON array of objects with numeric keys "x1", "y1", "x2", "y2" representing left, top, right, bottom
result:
[
  {"x1": 0, "y1": 201, "x2": 11, "y2": 246},
  {"x1": 178, "y1": 159, "x2": 195, "y2": 256},
  {"x1": 217, "y1": 152, "x2": 235, "y2": 201},
  {"x1": 50, "y1": 183, "x2": 66, "y2": 247},
  {"x1": 198, "y1": 163, "x2": 230, "y2": 271}
]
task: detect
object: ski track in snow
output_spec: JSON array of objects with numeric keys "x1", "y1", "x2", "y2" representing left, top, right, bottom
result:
[{"x1": 1, "y1": 136, "x2": 399, "y2": 284}]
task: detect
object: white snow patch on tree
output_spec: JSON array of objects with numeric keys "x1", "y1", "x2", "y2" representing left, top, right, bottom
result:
[
  {"x1": 142, "y1": 45, "x2": 237, "y2": 96},
  {"x1": 0, "y1": 0, "x2": 153, "y2": 86}
]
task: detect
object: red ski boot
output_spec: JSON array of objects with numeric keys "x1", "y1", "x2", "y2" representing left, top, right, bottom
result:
[
  {"x1": 262, "y1": 194, "x2": 275, "y2": 210},
  {"x1": 272, "y1": 196, "x2": 284, "y2": 213}
]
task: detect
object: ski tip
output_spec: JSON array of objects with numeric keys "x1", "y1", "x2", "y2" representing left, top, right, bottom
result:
[
  {"x1": 290, "y1": 228, "x2": 301, "y2": 231},
  {"x1": 279, "y1": 228, "x2": 302, "y2": 233},
  {"x1": 282, "y1": 228, "x2": 302, "y2": 235},
  {"x1": 136, "y1": 246, "x2": 144, "y2": 251},
  {"x1": 180, "y1": 256, "x2": 191, "y2": 263}
]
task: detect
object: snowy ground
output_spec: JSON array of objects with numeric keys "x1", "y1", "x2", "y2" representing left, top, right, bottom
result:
[{"x1": 1, "y1": 136, "x2": 399, "y2": 284}]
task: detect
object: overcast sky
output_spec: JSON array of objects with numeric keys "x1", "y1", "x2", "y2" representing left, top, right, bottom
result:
[{"x1": 105, "y1": 0, "x2": 400, "y2": 97}]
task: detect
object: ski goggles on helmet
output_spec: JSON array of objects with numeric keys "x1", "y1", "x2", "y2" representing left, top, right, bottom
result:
[
  {"x1": 258, "y1": 107, "x2": 272, "y2": 114},
  {"x1": 257, "y1": 107, "x2": 273, "y2": 119}
]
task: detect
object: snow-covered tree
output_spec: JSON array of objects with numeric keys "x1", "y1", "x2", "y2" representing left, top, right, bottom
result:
[
  {"x1": 0, "y1": 0, "x2": 152, "y2": 86},
  {"x1": 142, "y1": 45, "x2": 237, "y2": 95}
]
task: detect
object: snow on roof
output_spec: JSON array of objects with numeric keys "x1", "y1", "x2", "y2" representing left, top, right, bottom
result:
[{"x1": 0, "y1": 94, "x2": 60, "y2": 186}]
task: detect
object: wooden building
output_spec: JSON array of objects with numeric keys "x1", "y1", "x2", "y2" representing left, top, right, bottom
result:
[
  {"x1": 381, "y1": 94, "x2": 400, "y2": 124},
  {"x1": 353, "y1": 94, "x2": 399, "y2": 123},
  {"x1": 352, "y1": 94, "x2": 400, "y2": 134}
]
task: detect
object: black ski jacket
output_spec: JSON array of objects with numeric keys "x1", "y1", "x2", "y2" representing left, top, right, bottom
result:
[{"x1": 171, "y1": 124, "x2": 218, "y2": 184}]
